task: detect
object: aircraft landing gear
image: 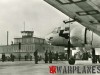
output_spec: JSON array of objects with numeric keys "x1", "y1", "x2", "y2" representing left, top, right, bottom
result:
[
  {"x1": 67, "y1": 40, "x2": 76, "y2": 65},
  {"x1": 98, "y1": 60, "x2": 100, "y2": 63},
  {"x1": 63, "y1": 19, "x2": 76, "y2": 65},
  {"x1": 98, "y1": 56, "x2": 100, "y2": 63},
  {"x1": 92, "y1": 48, "x2": 97, "y2": 63},
  {"x1": 92, "y1": 56, "x2": 97, "y2": 63}
]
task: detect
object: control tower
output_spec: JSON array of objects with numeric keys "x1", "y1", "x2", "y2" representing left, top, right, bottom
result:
[{"x1": 21, "y1": 31, "x2": 34, "y2": 38}]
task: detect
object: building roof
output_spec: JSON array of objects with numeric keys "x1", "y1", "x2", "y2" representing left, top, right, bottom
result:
[
  {"x1": 14, "y1": 36, "x2": 44, "y2": 40},
  {"x1": 21, "y1": 31, "x2": 34, "y2": 33}
]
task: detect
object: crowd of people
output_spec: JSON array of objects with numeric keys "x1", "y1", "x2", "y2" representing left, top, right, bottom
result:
[
  {"x1": 34, "y1": 50, "x2": 59, "y2": 64},
  {"x1": 1, "y1": 53, "x2": 15, "y2": 62},
  {"x1": 1, "y1": 53, "x2": 32, "y2": 62},
  {"x1": 1, "y1": 49, "x2": 60, "y2": 64}
]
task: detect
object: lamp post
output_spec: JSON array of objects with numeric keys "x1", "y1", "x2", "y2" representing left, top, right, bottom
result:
[{"x1": 68, "y1": 17, "x2": 71, "y2": 59}]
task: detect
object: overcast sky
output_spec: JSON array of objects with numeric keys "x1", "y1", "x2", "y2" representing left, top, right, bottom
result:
[{"x1": 0, "y1": 0, "x2": 69, "y2": 45}]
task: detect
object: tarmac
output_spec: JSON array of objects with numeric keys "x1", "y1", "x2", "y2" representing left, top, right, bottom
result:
[{"x1": 0, "y1": 60, "x2": 100, "y2": 75}]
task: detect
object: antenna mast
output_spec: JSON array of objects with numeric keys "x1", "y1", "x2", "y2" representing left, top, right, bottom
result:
[{"x1": 24, "y1": 21, "x2": 25, "y2": 31}]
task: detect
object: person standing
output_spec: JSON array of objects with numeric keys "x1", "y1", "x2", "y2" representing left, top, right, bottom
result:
[
  {"x1": 34, "y1": 50, "x2": 38, "y2": 64},
  {"x1": 12, "y1": 55, "x2": 15, "y2": 62},
  {"x1": 55, "y1": 51, "x2": 58, "y2": 61},
  {"x1": 11, "y1": 54, "x2": 15, "y2": 62},
  {"x1": 10, "y1": 54, "x2": 14, "y2": 62},
  {"x1": 25, "y1": 55, "x2": 27, "y2": 61},
  {"x1": 45, "y1": 50, "x2": 48, "y2": 63},
  {"x1": 30, "y1": 55, "x2": 32, "y2": 61},
  {"x1": 2, "y1": 53, "x2": 6, "y2": 62},
  {"x1": 49, "y1": 51, "x2": 52, "y2": 63}
]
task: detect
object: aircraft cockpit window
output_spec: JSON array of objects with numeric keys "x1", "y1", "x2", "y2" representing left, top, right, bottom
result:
[
  {"x1": 52, "y1": 27, "x2": 61, "y2": 34},
  {"x1": 49, "y1": 37, "x2": 53, "y2": 41},
  {"x1": 65, "y1": 27, "x2": 69, "y2": 31},
  {"x1": 52, "y1": 28, "x2": 58, "y2": 34}
]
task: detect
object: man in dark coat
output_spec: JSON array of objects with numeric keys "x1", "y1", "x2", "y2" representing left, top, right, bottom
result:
[
  {"x1": 2, "y1": 53, "x2": 6, "y2": 62},
  {"x1": 12, "y1": 55, "x2": 15, "y2": 62},
  {"x1": 10, "y1": 54, "x2": 15, "y2": 62},
  {"x1": 30, "y1": 55, "x2": 32, "y2": 61},
  {"x1": 55, "y1": 51, "x2": 58, "y2": 61},
  {"x1": 49, "y1": 51, "x2": 52, "y2": 63},
  {"x1": 45, "y1": 50, "x2": 48, "y2": 63},
  {"x1": 34, "y1": 50, "x2": 38, "y2": 64},
  {"x1": 25, "y1": 55, "x2": 27, "y2": 61}
]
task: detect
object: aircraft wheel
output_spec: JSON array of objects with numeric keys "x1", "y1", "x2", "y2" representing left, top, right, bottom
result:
[
  {"x1": 98, "y1": 60, "x2": 100, "y2": 63},
  {"x1": 98, "y1": 56, "x2": 100, "y2": 63},
  {"x1": 68, "y1": 56, "x2": 75, "y2": 65},
  {"x1": 92, "y1": 56, "x2": 97, "y2": 64},
  {"x1": 92, "y1": 48, "x2": 97, "y2": 64}
]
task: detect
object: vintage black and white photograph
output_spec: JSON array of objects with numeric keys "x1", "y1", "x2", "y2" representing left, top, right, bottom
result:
[{"x1": 0, "y1": 0, "x2": 100, "y2": 75}]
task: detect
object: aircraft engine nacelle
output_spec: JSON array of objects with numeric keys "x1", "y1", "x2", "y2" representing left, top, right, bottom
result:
[
  {"x1": 70, "y1": 27, "x2": 100, "y2": 48},
  {"x1": 70, "y1": 27, "x2": 85, "y2": 47}
]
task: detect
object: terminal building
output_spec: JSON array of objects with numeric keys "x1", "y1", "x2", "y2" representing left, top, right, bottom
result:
[{"x1": 0, "y1": 31, "x2": 65, "y2": 59}]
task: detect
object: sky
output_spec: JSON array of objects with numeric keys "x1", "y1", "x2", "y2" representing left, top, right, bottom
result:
[{"x1": 0, "y1": 0, "x2": 68, "y2": 45}]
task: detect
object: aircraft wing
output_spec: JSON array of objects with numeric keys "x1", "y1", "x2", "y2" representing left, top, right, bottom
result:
[{"x1": 44, "y1": 0, "x2": 100, "y2": 36}]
